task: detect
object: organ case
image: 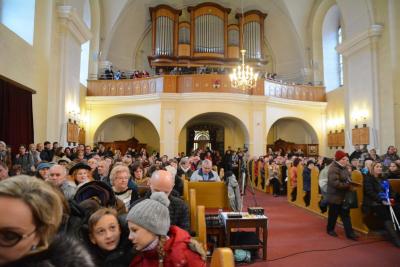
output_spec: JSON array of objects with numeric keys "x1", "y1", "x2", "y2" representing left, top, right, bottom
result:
[{"x1": 148, "y1": 3, "x2": 267, "y2": 68}]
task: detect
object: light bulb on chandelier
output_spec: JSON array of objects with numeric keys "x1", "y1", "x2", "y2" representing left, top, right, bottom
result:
[{"x1": 230, "y1": 1, "x2": 258, "y2": 90}]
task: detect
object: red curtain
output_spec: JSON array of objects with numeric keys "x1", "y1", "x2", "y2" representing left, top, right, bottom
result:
[{"x1": 0, "y1": 78, "x2": 34, "y2": 155}]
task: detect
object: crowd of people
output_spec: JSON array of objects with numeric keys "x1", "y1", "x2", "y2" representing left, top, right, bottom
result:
[{"x1": 1, "y1": 139, "x2": 399, "y2": 267}]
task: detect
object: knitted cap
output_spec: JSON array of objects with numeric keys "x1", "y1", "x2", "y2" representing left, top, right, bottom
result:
[
  {"x1": 127, "y1": 192, "x2": 170, "y2": 236},
  {"x1": 335, "y1": 150, "x2": 348, "y2": 161}
]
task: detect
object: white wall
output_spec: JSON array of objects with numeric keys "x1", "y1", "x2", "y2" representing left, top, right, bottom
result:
[
  {"x1": 267, "y1": 118, "x2": 318, "y2": 144},
  {"x1": 94, "y1": 115, "x2": 160, "y2": 152}
]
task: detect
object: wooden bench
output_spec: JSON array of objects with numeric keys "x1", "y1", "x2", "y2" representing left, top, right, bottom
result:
[
  {"x1": 389, "y1": 179, "x2": 400, "y2": 194},
  {"x1": 210, "y1": 248, "x2": 235, "y2": 267},
  {"x1": 184, "y1": 180, "x2": 230, "y2": 210}
]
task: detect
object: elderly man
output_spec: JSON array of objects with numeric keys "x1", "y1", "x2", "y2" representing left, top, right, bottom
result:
[
  {"x1": 47, "y1": 164, "x2": 76, "y2": 200},
  {"x1": 131, "y1": 170, "x2": 190, "y2": 232},
  {"x1": 92, "y1": 159, "x2": 111, "y2": 185},
  {"x1": 190, "y1": 159, "x2": 221, "y2": 182}
]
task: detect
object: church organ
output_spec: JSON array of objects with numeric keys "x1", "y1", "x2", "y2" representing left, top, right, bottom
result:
[{"x1": 148, "y1": 3, "x2": 267, "y2": 68}]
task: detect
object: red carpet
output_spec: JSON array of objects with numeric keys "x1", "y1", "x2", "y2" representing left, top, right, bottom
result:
[{"x1": 238, "y1": 190, "x2": 399, "y2": 267}]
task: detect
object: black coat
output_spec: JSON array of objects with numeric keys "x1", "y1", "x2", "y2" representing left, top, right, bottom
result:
[
  {"x1": 362, "y1": 174, "x2": 395, "y2": 213},
  {"x1": 3, "y1": 235, "x2": 95, "y2": 267}
]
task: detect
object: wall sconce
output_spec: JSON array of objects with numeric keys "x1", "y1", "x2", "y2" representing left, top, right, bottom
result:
[{"x1": 352, "y1": 109, "x2": 368, "y2": 128}]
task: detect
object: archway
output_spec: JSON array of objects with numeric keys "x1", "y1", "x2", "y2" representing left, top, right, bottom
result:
[
  {"x1": 93, "y1": 114, "x2": 160, "y2": 153},
  {"x1": 178, "y1": 112, "x2": 249, "y2": 156},
  {"x1": 267, "y1": 117, "x2": 319, "y2": 156}
]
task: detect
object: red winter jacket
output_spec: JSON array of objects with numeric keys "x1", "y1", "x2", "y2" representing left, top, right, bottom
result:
[{"x1": 129, "y1": 226, "x2": 206, "y2": 267}]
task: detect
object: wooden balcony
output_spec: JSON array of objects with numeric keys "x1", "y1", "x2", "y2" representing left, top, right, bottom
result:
[
  {"x1": 87, "y1": 75, "x2": 326, "y2": 102},
  {"x1": 264, "y1": 80, "x2": 326, "y2": 102}
]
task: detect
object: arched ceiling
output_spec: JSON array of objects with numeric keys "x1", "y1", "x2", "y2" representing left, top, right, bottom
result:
[{"x1": 99, "y1": 0, "x2": 315, "y2": 82}]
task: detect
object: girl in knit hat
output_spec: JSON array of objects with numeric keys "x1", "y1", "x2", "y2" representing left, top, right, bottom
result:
[{"x1": 126, "y1": 192, "x2": 206, "y2": 267}]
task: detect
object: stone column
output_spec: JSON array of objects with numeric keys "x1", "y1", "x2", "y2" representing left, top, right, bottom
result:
[{"x1": 47, "y1": 6, "x2": 92, "y2": 146}]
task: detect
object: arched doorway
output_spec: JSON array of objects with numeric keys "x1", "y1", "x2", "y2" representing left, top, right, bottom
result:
[
  {"x1": 267, "y1": 117, "x2": 319, "y2": 156},
  {"x1": 94, "y1": 114, "x2": 160, "y2": 153},
  {"x1": 179, "y1": 112, "x2": 249, "y2": 156}
]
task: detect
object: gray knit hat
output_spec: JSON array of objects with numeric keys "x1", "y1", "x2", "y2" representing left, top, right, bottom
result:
[{"x1": 126, "y1": 192, "x2": 170, "y2": 236}]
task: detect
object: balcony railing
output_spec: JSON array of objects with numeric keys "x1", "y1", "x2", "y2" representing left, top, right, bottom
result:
[{"x1": 87, "y1": 75, "x2": 326, "y2": 102}]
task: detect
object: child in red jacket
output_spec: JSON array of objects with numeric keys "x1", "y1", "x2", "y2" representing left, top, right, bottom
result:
[{"x1": 126, "y1": 192, "x2": 206, "y2": 267}]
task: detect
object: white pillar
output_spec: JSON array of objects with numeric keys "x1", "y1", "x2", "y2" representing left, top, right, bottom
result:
[{"x1": 47, "y1": 6, "x2": 92, "y2": 146}]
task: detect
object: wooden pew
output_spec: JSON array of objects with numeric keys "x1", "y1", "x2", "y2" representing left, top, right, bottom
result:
[
  {"x1": 210, "y1": 248, "x2": 235, "y2": 267},
  {"x1": 389, "y1": 179, "x2": 400, "y2": 194},
  {"x1": 189, "y1": 188, "x2": 197, "y2": 233},
  {"x1": 185, "y1": 181, "x2": 230, "y2": 210},
  {"x1": 309, "y1": 167, "x2": 320, "y2": 212},
  {"x1": 349, "y1": 170, "x2": 369, "y2": 233},
  {"x1": 295, "y1": 165, "x2": 305, "y2": 207},
  {"x1": 196, "y1": 205, "x2": 207, "y2": 250}
]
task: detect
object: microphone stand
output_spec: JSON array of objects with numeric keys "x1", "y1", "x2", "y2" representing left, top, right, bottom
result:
[{"x1": 240, "y1": 159, "x2": 258, "y2": 212}]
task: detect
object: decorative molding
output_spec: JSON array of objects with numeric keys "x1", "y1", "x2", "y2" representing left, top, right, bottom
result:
[
  {"x1": 57, "y1": 5, "x2": 92, "y2": 44},
  {"x1": 336, "y1": 24, "x2": 383, "y2": 57}
]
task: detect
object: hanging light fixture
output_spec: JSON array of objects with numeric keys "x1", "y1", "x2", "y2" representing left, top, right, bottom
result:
[{"x1": 230, "y1": 0, "x2": 258, "y2": 90}]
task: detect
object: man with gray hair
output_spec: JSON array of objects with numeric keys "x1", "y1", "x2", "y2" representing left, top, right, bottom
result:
[
  {"x1": 47, "y1": 164, "x2": 76, "y2": 200},
  {"x1": 190, "y1": 159, "x2": 221, "y2": 181},
  {"x1": 131, "y1": 170, "x2": 190, "y2": 232}
]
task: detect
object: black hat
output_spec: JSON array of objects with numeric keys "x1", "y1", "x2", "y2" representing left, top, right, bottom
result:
[
  {"x1": 68, "y1": 162, "x2": 91, "y2": 175},
  {"x1": 74, "y1": 180, "x2": 116, "y2": 207}
]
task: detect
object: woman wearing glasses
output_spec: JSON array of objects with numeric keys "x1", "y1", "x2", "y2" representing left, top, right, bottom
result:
[{"x1": 0, "y1": 175, "x2": 95, "y2": 267}]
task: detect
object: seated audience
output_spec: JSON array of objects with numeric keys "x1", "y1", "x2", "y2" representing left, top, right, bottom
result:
[
  {"x1": 126, "y1": 192, "x2": 206, "y2": 266},
  {"x1": 0, "y1": 161, "x2": 9, "y2": 181},
  {"x1": 0, "y1": 175, "x2": 95, "y2": 267},
  {"x1": 14, "y1": 145, "x2": 34, "y2": 174},
  {"x1": 35, "y1": 162, "x2": 52, "y2": 180},
  {"x1": 47, "y1": 164, "x2": 76, "y2": 200},
  {"x1": 69, "y1": 162, "x2": 92, "y2": 187},
  {"x1": 386, "y1": 162, "x2": 400, "y2": 180},
  {"x1": 362, "y1": 162, "x2": 400, "y2": 247},
  {"x1": 110, "y1": 165, "x2": 139, "y2": 211},
  {"x1": 85, "y1": 208, "x2": 134, "y2": 267},
  {"x1": 132, "y1": 170, "x2": 190, "y2": 233},
  {"x1": 190, "y1": 159, "x2": 221, "y2": 182}
]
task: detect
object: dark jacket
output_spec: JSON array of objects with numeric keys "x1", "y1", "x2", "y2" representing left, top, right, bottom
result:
[
  {"x1": 302, "y1": 167, "x2": 312, "y2": 192},
  {"x1": 362, "y1": 174, "x2": 395, "y2": 213},
  {"x1": 3, "y1": 235, "x2": 95, "y2": 267},
  {"x1": 327, "y1": 161, "x2": 351, "y2": 204},
  {"x1": 129, "y1": 226, "x2": 206, "y2": 267},
  {"x1": 131, "y1": 191, "x2": 190, "y2": 233},
  {"x1": 385, "y1": 171, "x2": 400, "y2": 180},
  {"x1": 84, "y1": 217, "x2": 135, "y2": 267}
]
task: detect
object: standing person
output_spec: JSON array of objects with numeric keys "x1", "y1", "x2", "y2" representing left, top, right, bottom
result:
[
  {"x1": 326, "y1": 150, "x2": 358, "y2": 240},
  {"x1": 318, "y1": 158, "x2": 333, "y2": 213},
  {"x1": 14, "y1": 145, "x2": 34, "y2": 174},
  {"x1": 126, "y1": 192, "x2": 206, "y2": 267},
  {"x1": 0, "y1": 175, "x2": 95, "y2": 267},
  {"x1": 302, "y1": 160, "x2": 314, "y2": 206},
  {"x1": 290, "y1": 158, "x2": 301, "y2": 202}
]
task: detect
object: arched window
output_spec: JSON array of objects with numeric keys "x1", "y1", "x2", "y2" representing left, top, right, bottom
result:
[
  {"x1": 80, "y1": 0, "x2": 91, "y2": 86},
  {"x1": 338, "y1": 26, "x2": 343, "y2": 86},
  {"x1": 322, "y1": 5, "x2": 342, "y2": 92},
  {"x1": 0, "y1": 0, "x2": 35, "y2": 45}
]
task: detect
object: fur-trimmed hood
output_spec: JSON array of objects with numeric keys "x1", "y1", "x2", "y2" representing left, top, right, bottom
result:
[{"x1": 3, "y1": 235, "x2": 95, "y2": 267}]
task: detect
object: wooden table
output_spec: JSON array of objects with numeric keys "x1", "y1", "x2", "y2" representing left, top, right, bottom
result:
[{"x1": 221, "y1": 212, "x2": 268, "y2": 260}]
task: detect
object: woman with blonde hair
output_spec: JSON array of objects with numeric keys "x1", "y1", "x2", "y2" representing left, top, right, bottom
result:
[
  {"x1": 0, "y1": 175, "x2": 95, "y2": 267},
  {"x1": 110, "y1": 165, "x2": 139, "y2": 211}
]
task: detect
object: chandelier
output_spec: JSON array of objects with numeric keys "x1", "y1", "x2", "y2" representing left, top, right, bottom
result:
[
  {"x1": 230, "y1": 49, "x2": 258, "y2": 90},
  {"x1": 230, "y1": 1, "x2": 258, "y2": 90}
]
